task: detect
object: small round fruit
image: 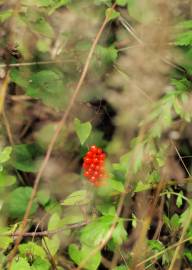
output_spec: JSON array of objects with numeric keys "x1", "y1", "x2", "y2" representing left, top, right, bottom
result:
[
  {"x1": 90, "y1": 176, "x2": 96, "y2": 182},
  {"x1": 90, "y1": 145, "x2": 97, "y2": 153},
  {"x1": 84, "y1": 171, "x2": 89, "y2": 177}
]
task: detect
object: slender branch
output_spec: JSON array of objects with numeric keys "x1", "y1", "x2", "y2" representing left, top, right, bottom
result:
[
  {"x1": 3, "y1": 222, "x2": 87, "y2": 238},
  {"x1": 7, "y1": 5, "x2": 116, "y2": 268}
]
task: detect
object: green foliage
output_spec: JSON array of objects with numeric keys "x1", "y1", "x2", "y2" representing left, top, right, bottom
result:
[
  {"x1": 74, "y1": 119, "x2": 92, "y2": 145},
  {"x1": 6, "y1": 187, "x2": 38, "y2": 219},
  {"x1": 61, "y1": 189, "x2": 89, "y2": 206},
  {"x1": 69, "y1": 244, "x2": 101, "y2": 270},
  {"x1": 10, "y1": 144, "x2": 43, "y2": 173},
  {"x1": 175, "y1": 20, "x2": 192, "y2": 46},
  {"x1": 27, "y1": 70, "x2": 67, "y2": 109},
  {"x1": 0, "y1": 9, "x2": 13, "y2": 22},
  {"x1": 106, "y1": 8, "x2": 120, "y2": 21},
  {"x1": 1, "y1": 2, "x2": 192, "y2": 270},
  {"x1": 11, "y1": 257, "x2": 31, "y2": 270}
]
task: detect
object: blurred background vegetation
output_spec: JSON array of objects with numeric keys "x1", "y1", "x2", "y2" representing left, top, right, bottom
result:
[{"x1": 0, "y1": 0, "x2": 192, "y2": 269}]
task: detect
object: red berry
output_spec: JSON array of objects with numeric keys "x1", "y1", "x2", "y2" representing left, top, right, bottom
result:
[
  {"x1": 86, "y1": 151, "x2": 93, "y2": 158},
  {"x1": 83, "y1": 163, "x2": 89, "y2": 169},
  {"x1": 90, "y1": 176, "x2": 96, "y2": 182},
  {"x1": 94, "y1": 171, "x2": 99, "y2": 177},
  {"x1": 97, "y1": 148, "x2": 102, "y2": 154},
  {"x1": 84, "y1": 158, "x2": 91, "y2": 164},
  {"x1": 84, "y1": 171, "x2": 89, "y2": 177},
  {"x1": 99, "y1": 153, "x2": 106, "y2": 160},
  {"x1": 93, "y1": 158, "x2": 99, "y2": 164},
  {"x1": 90, "y1": 145, "x2": 97, "y2": 153},
  {"x1": 90, "y1": 163, "x2": 95, "y2": 169}
]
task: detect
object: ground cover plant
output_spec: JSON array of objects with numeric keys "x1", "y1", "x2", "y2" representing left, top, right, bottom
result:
[{"x1": 0, "y1": 0, "x2": 192, "y2": 269}]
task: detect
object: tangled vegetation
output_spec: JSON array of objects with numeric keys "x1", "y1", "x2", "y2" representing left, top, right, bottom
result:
[{"x1": 0, "y1": 0, "x2": 192, "y2": 269}]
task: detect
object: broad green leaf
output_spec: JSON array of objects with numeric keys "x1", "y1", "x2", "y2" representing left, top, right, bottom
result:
[
  {"x1": 112, "y1": 220, "x2": 127, "y2": 245},
  {"x1": 110, "y1": 179, "x2": 125, "y2": 193},
  {"x1": 43, "y1": 235, "x2": 60, "y2": 256},
  {"x1": 105, "y1": 8, "x2": 120, "y2": 21},
  {"x1": 6, "y1": 187, "x2": 38, "y2": 219},
  {"x1": 61, "y1": 213, "x2": 84, "y2": 225},
  {"x1": 48, "y1": 212, "x2": 61, "y2": 231},
  {"x1": 69, "y1": 244, "x2": 101, "y2": 270},
  {"x1": 0, "y1": 227, "x2": 13, "y2": 249},
  {"x1": 96, "y1": 203, "x2": 116, "y2": 216},
  {"x1": 0, "y1": 146, "x2": 12, "y2": 163},
  {"x1": 37, "y1": 190, "x2": 50, "y2": 206},
  {"x1": 0, "y1": 9, "x2": 13, "y2": 22},
  {"x1": 61, "y1": 190, "x2": 89, "y2": 206},
  {"x1": 80, "y1": 215, "x2": 114, "y2": 246},
  {"x1": 32, "y1": 17, "x2": 54, "y2": 37},
  {"x1": 0, "y1": 171, "x2": 16, "y2": 187},
  {"x1": 74, "y1": 119, "x2": 92, "y2": 145},
  {"x1": 116, "y1": 0, "x2": 127, "y2": 6},
  {"x1": 11, "y1": 257, "x2": 31, "y2": 270},
  {"x1": 31, "y1": 257, "x2": 51, "y2": 270},
  {"x1": 96, "y1": 45, "x2": 118, "y2": 64},
  {"x1": 10, "y1": 68, "x2": 29, "y2": 88},
  {"x1": 10, "y1": 144, "x2": 43, "y2": 173},
  {"x1": 26, "y1": 70, "x2": 67, "y2": 109},
  {"x1": 19, "y1": 242, "x2": 46, "y2": 259}
]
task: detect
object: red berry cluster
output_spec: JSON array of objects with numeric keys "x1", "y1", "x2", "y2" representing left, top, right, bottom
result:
[{"x1": 83, "y1": 145, "x2": 106, "y2": 186}]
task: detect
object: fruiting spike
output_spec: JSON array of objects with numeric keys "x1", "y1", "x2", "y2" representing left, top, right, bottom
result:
[{"x1": 82, "y1": 145, "x2": 106, "y2": 186}]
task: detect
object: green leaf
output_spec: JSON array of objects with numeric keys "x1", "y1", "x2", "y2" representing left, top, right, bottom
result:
[
  {"x1": 10, "y1": 68, "x2": 29, "y2": 88},
  {"x1": 96, "y1": 45, "x2": 118, "y2": 64},
  {"x1": 6, "y1": 187, "x2": 38, "y2": 219},
  {"x1": 110, "y1": 179, "x2": 125, "y2": 193},
  {"x1": 0, "y1": 227, "x2": 13, "y2": 249},
  {"x1": 31, "y1": 257, "x2": 51, "y2": 270},
  {"x1": 134, "y1": 181, "x2": 152, "y2": 192},
  {"x1": 116, "y1": 0, "x2": 127, "y2": 6},
  {"x1": 74, "y1": 119, "x2": 92, "y2": 145},
  {"x1": 0, "y1": 9, "x2": 13, "y2": 22},
  {"x1": 11, "y1": 257, "x2": 31, "y2": 270},
  {"x1": 43, "y1": 235, "x2": 60, "y2": 256},
  {"x1": 69, "y1": 244, "x2": 101, "y2": 270},
  {"x1": 175, "y1": 31, "x2": 192, "y2": 46},
  {"x1": 61, "y1": 190, "x2": 89, "y2": 206},
  {"x1": 48, "y1": 212, "x2": 61, "y2": 231},
  {"x1": 10, "y1": 144, "x2": 43, "y2": 173},
  {"x1": 0, "y1": 171, "x2": 16, "y2": 187},
  {"x1": 37, "y1": 190, "x2": 50, "y2": 206},
  {"x1": 80, "y1": 215, "x2": 114, "y2": 246},
  {"x1": 112, "y1": 220, "x2": 127, "y2": 245},
  {"x1": 26, "y1": 70, "x2": 67, "y2": 109},
  {"x1": 148, "y1": 240, "x2": 164, "y2": 253},
  {"x1": 170, "y1": 214, "x2": 180, "y2": 231},
  {"x1": 33, "y1": 17, "x2": 54, "y2": 37},
  {"x1": 105, "y1": 8, "x2": 120, "y2": 21},
  {"x1": 113, "y1": 266, "x2": 127, "y2": 270},
  {"x1": 19, "y1": 242, "x2": 46, "y2": 258},
  {"x1": 176, "y1": 191, "x2": 183, "y2": 208},
  {"x1": 0, "y1": 146, "x2": 12, "y2": 163}
]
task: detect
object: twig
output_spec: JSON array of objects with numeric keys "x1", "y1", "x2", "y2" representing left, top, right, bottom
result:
[
  {"x1": 7, "y1": 5, "x2": 116, "y2": 268},
  {"x1": 2, "y1": 222, "x2": 87, "y2": 238}
]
